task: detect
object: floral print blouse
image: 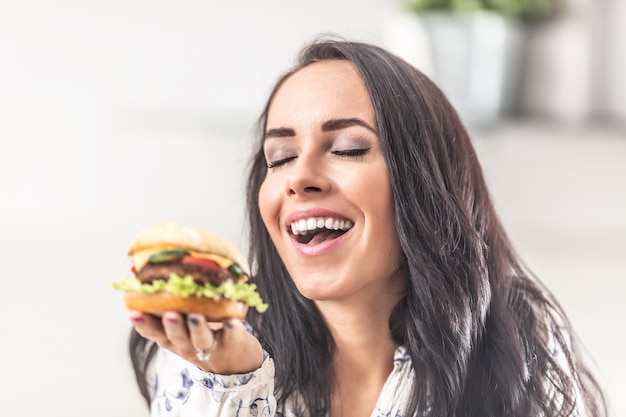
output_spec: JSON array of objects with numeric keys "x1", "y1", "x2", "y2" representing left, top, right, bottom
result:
[{"x1": 146, "y1": 346, "x2": 414, "y2": 417}]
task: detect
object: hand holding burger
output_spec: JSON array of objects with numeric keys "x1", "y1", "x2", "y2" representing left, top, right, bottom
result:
[{"x1": 113, "y1": 222, "x2": 267, "y2": 373}]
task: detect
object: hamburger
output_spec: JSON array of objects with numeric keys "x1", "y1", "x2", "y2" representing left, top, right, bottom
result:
[{"x1": 112, "y1": 222, "x2": 267, "y2": 320}]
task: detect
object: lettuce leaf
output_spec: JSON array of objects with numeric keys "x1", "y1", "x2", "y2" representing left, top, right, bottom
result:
[{"x1": 112, "y1": 274, "x2": 268, "y2": 313}]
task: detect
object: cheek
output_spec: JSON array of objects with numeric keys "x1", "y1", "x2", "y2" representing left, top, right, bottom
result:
[
  {"x1": 353, "y1": 168, "x2": 394, "y2": 218},
  {"x1": 361, "y1": 171, "x2": 400, "y2": 255}
]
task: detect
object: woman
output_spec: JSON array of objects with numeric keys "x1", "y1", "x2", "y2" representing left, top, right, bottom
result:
[{"x1": 129, "y1": 38, "x2": 607, "y2": 417}]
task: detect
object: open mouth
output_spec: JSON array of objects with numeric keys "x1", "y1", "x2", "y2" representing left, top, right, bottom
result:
[{"x1": 289, "y1": 217, "x2": 353, "y2": 245}]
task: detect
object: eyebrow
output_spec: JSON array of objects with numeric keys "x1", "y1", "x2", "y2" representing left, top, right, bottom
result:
[
  {"x1": 322, "y1": 118, "x2": 376, "y2": 133},
  {"x1": 264, "y1": 127, "x2": 295, "y2": 139},
  {"x1": 264, "y1": 117, "x2": 376, "y2": 139}
]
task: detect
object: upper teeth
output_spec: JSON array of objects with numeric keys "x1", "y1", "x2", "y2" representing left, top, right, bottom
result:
[{"x1": 290, "y1": 217, "x2": 353, "y2": 235}]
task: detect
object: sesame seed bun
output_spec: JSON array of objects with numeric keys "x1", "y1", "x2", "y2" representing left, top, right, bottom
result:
[{"x1": 127, "y1": 221, "x2": 249, "y2": 275}]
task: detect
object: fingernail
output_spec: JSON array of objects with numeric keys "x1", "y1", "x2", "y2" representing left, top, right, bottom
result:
[
  {"x1": 188, "y1": 316, "x2": 200, "y2": 327},
  {"x1": 165, "y1": 314, "x2": 179, "y2": 324},
  {"x1": 224, "y1": 320, "x2": 234, "y2": 329},
  {"x1": 130, "y1": 313, "x2": 144, "y2": 324}
]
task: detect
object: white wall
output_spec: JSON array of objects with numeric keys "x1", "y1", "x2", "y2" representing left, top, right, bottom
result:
[
  {"x1": 603, "y1": 0, "x2": 626, "y2": 119},
  {"x1": 0, "y1": 1, "x2": 623, "y2": 416}
]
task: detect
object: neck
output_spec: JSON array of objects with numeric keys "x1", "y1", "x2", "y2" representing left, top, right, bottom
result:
[
  {"x1": 316, "y1": 270, "x2": 404, "y2": 352},
  {"x1": 318, "y1": 297, "x2": 398, "y2": 355},
  {"x1": 315, "y1": 272, "x2": 404, "y2": 368},
  {"x1": 317, "y1": 294, "x2": 402, "y2": 417}
]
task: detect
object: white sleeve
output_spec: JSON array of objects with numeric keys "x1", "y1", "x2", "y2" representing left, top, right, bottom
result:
[
  {"x1": 147, "y1": 348, "x2": 195, "y2": 416},
  {"x1": 147, "y1": 347, "x2": 276, "y2": 417},
  {"x1": 183, "y1": 351, "x2": 276, "y2": 417}
]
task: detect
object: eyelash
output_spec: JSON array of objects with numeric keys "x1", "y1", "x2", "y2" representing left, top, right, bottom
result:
[
  {"x1": 266, "y1": 148, "x2": 372, "y2": 169},
  {"x1": 267, "y1": 156, "x2": 297, "y2": 169},
  {"x1": 332, "y1": 148, "x2": 371, "y2": 158}
]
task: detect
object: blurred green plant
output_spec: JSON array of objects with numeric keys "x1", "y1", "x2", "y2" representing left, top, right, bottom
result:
[{"x1": 407, "y1": 0, "x2": 556, "y2": 20}]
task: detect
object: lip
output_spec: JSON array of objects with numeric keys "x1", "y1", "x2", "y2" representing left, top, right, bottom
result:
[{"x1": 284, "y1": 208, "x2": 354, "y2": 257}]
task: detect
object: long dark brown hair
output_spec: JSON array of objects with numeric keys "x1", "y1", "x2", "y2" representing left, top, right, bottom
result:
[
  {"x1": 244, "y1": 37, "x2": 607, "y2": 416},
  {"x1": 130, "y1": 37, "x2": 607, "y2": 416}
]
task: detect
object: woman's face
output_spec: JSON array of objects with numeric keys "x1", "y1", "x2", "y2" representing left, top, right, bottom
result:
[{"x1": 258, "y1": 60, "x2": 403, "y2": 304}]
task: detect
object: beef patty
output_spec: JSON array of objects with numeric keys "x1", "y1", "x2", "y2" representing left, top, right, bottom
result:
[{"x1": 137, "y1": 261, "x2": 232, "y2": 286}]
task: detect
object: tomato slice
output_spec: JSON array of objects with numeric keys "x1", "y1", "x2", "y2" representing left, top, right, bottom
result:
[{"x1": 180, "y1": 256, "x2": 221, "y2": 271}]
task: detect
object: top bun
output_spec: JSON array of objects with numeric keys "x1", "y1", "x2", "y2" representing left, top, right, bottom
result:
[{"x1": 128, "y1": 222, "x2": 249, "y2": 274}]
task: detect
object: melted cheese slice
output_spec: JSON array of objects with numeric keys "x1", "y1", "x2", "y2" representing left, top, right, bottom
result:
[{"x1": 132, "y1": 247, "x2": 233, "y2": 272}]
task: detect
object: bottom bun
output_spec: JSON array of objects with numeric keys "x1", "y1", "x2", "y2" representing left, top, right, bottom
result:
[{"x1": 124, "y1": 291, "x2": 248, "y2": 321}]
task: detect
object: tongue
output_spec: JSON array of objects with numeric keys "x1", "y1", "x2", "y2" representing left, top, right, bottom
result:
[{"x1": 308, "y1": 229, "x2": 345, "y2": 245}]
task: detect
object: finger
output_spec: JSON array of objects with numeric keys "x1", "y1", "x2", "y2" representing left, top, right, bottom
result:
[
  {"x1": 208, "y1": 318, "x2": 264, "y2": 374},
  {"x1": 186, "y1": 313, "x2": 217, "y2": 356},
  {"x1": 207, "y1": 322, "x2": 224, "y2": 331},
  {"x1": 162, "y1": 312, "x2": 195, "y2": 356},
  {"x1": 220, "y1": 319, "x2": 247, "y2": 344},
  {"x1": 129, "y1": 311, "x2": 170, "y2": 348},
  {"x1": 221, "y1": 319, "x2": 263, "y2": 363}
]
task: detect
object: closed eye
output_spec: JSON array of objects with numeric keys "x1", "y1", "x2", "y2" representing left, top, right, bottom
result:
[
  {"x1": 332, "y1": 148, "x2": 371, "y2": 158},
  {"x1": 267, "y1": 155, "x2": 297, "y2": 169}
]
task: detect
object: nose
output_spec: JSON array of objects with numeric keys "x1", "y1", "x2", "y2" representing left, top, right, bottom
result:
[{"x1": 286, "y1": 152, "x2": 331, "y2": 198}]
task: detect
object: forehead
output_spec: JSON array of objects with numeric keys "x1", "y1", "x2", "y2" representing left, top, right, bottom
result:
[{"x1": 267, "y1": 60, "x2": 374, "y2": 123}]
